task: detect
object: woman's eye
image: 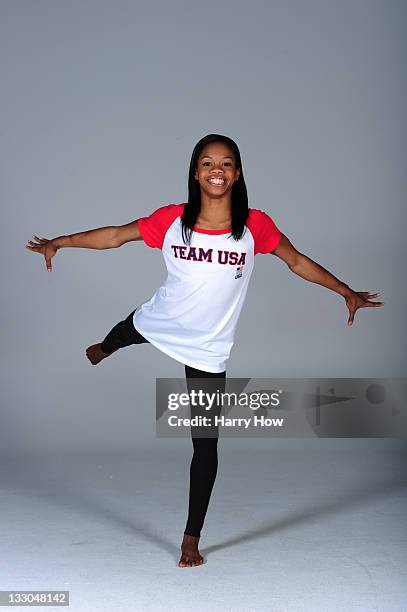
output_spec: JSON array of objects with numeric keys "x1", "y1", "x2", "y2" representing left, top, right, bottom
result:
[{"x1": 202, "y1": 161, "x2": 232, "y2": 166}]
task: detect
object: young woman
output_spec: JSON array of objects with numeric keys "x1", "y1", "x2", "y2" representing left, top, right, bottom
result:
[{"x1": 25, "y1": 133, "x2": 384, "y2": 568}]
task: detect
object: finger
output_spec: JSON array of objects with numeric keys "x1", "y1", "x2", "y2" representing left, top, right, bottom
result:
[
  {"x1": 347, "y1": 308, "x2": 355, "y2": 326},
  {"x1": 358, "y1": 299, "x2": 385, "y2": 307},
  {"x1": 45, "y1": 255, "x2": 52, "y2": 272}
]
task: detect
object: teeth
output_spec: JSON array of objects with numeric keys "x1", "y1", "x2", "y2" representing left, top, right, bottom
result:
[{"x1": 208, "y1": 178, "x2": 225, "y2": 184}]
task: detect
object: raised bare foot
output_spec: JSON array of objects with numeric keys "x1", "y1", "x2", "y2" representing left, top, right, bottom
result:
[
  {"x1": 85, "y1": 343, "x2": 118, "y2": 365},
  {"x1": 178, "y1": 534, "x2": 204, "y2": 568}
]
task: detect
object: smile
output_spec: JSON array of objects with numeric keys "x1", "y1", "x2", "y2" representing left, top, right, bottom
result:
[{"x1": 208, "y1": 178, "x2": 225, "y2": 185}]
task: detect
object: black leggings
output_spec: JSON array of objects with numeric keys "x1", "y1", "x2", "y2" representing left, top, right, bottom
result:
[{"x1": 101, "y1": 310, "x2": 226, "y2": 538}]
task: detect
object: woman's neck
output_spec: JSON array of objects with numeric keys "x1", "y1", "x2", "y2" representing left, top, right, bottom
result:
[{"x1": 196, "y1": 197, "x2": 232, "y2": 229}]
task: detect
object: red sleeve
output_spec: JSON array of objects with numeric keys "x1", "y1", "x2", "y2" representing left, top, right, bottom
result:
[
  {"x1": 137, "y1": 203, "x2": 184, "y2": 249},
  {"x1": 246, "y1": 209, "x2": 282, "y2": 255}
]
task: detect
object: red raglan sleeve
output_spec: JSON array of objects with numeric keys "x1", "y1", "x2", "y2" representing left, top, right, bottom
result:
[
  {"x1": 137, "y1": 203, "x2": 183, "y2": 249},
  {"x1": 247, "y1": 209, "x2": 282, "y2": 255}
]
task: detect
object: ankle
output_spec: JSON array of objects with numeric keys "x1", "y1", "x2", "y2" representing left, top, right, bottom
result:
[
  {"x1": 100, "y1": 343, "x2": 112, "y2": 355},
  {"x1": 183, "y1": 533, "x2": 200, "y2": 542}
]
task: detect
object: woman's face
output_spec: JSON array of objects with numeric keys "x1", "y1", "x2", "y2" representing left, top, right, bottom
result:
[{"x1": 195, "y1": 142, "x2": 241, "y2": 198}]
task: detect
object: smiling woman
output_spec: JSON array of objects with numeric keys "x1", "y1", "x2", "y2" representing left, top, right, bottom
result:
[
  {"x1": 25, "y1": 132, "x2": 383, "y2": 568},
  {"x1": 193, "y1": 145, "x2": 240, "y2": 230}
]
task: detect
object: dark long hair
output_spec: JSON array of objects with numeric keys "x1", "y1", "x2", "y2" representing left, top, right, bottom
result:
[{"x1": 181, "y1": 134, "x2": 249, "y2": 245}]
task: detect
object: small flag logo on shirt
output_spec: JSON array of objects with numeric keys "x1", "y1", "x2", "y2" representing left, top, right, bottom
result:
[{"x1": 235, "y1": 265, "x2": 243, "y2": 279}]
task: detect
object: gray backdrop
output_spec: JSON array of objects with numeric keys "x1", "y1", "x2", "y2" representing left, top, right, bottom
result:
[{"x1": 1, "y1": 0, "x2": 405, "y2": 454}]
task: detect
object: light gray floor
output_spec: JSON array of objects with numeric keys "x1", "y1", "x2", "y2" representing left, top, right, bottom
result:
[{"x1": 1, "y1": 440, "x2": 406, "y2": 612}]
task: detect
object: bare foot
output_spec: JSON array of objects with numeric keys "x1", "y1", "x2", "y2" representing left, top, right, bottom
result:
[
  {"x1": 85, "y1": 343, "x2": 118, "y2": 365},
  {"x1": 178, "y1": 534, "x2": 204, "y2": 568}
]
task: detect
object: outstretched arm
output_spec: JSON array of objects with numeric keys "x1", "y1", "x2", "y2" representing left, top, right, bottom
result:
[
  {"x1": 271, "y1": 233, "x2": 384, "y2": 326},
  {"x1": 25, "y1": 219, "x2": 143, "y2": 272}
]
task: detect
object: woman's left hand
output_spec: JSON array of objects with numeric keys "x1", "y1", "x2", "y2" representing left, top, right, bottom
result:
[{"x1": 345, "y1": 291, "x2": 384, "y2": 326}]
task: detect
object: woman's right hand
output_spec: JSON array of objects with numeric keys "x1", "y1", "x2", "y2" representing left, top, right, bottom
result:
[{"x1": 25, "y1": 236, "x2": 59, "y2": 272}]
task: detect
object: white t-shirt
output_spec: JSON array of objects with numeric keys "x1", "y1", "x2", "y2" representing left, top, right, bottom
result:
[{"x1": 133, "y1": 203, "x2": 281, "y2": 373}]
